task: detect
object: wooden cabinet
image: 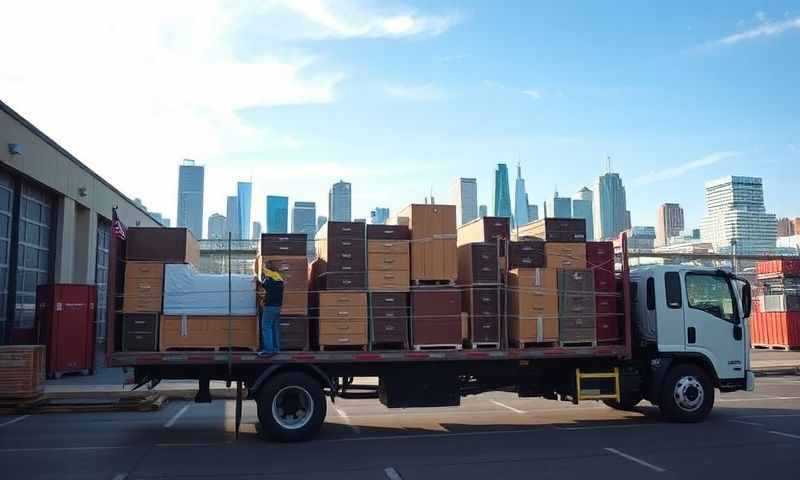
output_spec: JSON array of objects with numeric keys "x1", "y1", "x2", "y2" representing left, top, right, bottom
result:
[
  {"x1": 126, "y1": 228, "x2": 199, "y2": 265},
  {"x1": 410, "y1": 288, "x2": 461, "y2": 346},
  {"x1": 507, "y1": 268, "x2": 559, "y2": 345},
  {"x1": 313, "y1": 222, "x2": 367, "y2": 290},
  {"x1": 278, "y1": 316, "x2": 309, "y2": 351},
  {"x1": 123, "y1": 261, "x2": 164, "y2": 313},
  {"x1": 586, "y1": 241, "x2": 614, "y2": 269},
  {"x1": 122, "y1": 313, "x2": 159, "y2": 351},
  {"x1": 159, "y1": 316, "x2": 258, "y2": 351},
  {"x1": 462, "y1": 287, "x2": 500, "y2": 345},
  {"x1": 367, "y1": 225, "x2": 410, "y2": 240},
  {"x1": 368, "y1": 252, "x2": 409, "y2": 271},
  {"x1": 310, "y1": 258, "x2": 365, "y2": 290},
  {"x1": 260, "y1": 234, "x2": 307, "y2": 257},
  {"x1": 367, "y1": 224, "x2": 410, "y2": 292},
  {"x1": 370, "y1": 292, "x2": 408, "y2": 346},
  {"x1": 508, "y1": 241, "x2": 546, "y2": 269},
  {"x1": 545, "y1": 242, "x2": 587, "y2": 269},
  {"x1": 514, "y1": 218, "x2": 586, "y2": 243},
  {"x1": 393, "y1": 204, "x2": 457, "y2": 282},
  {"x1": 317, "y1": 292, "x2": 368, "y2": 348},
  {"x1": 457, "y1": 243, "x2": 499, "y2": 285},
  {"x1": 457, "y1": 216, "x2": 510, "y2": 257},
  {"x1": 557, "y1": 269, "x2": 596, "y2": 345}
]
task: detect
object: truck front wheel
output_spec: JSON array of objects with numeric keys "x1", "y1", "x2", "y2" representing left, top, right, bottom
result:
[
  {"x1": 659, "y1": 364, "x2": 714, "y2": 423},
  {"x1": 256, "y1": 372, "x2": 327, "y2": 442}
]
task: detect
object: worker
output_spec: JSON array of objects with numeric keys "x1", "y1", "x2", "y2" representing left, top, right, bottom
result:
[{"x1": 258, "y1": 260, "x2": 284, "y2": 355}]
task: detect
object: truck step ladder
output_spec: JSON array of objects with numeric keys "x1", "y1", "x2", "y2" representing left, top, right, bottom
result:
[{"x1": 575, "y1": 368, "x2": 620, "y2": 402}]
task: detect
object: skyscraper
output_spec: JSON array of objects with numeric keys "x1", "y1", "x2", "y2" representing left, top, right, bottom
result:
[
  {"x1": 252, "y1": 221, "x2": 263, "y2": 240},
  {"x1": 513, "y1": 164, "x2": 529, "y2": 228},
  {"x1": 317, "y1": 215, "x2": 328, "y2": 232},
  {"x1": 452, "y1": 178, "x2": 478, "y2": 225},
  {"x1": 329, "y1": 180, "x2": 351, "y2": 222},
  {"x1": 479, "y1": 205, "x2": 488, "y2": 217},
  {"x1": 492, "y1": 164, "x2": 512, "y2": 218},
  {"x1": 777, "y1": 217, "x2": 795, "y2": 237},
  {"x1": 700, "y1": 176, "x2": 777, "y2": 254},
  {"x1": 370, "y1": 207, "x2": 390, "y2": 224},
  {"x1": 292, "y1": 201, "x2": 317, "y2": 258},
  {"x1": 207, "y1": 213, "x2": 226, "y2": 239},
  {"x1": 176, "y1": 159, "x2": 204, "y2": 239},
  {"x1": 572, "y1": 187, "x2": 594, "y2": 241},
  {"x1": 625, "y1": 226, "x2": 657, "y2": 251},
  {"x1": 225, "y1": 195, "x2": 239, "y2": 238},
  {"x1": 527, "y1": 204, "x2": 539, "y2": 222},
  {"x1": 656, "y1": 203, "x2": 685, "y2": 246},
  {"x1": 150, "y1": 212, "x2": 170, "y2": 227},
  {"x1": 236, "y1": 182, "x2": 252, "y2": 239},
  {"x1": 546, "y1": 189, "x2": 572, "y2": 218},
  {"x1": 593, "y1": 172, "x2": 628, "y2": 240},
  {"x1": 266, "y1": 195, "x2": 289, "y2": 233}
]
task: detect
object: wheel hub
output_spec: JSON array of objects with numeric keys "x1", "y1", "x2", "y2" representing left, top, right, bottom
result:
[
  {"x1": 674, "y1": 375, "x2": 704, "y2": 412},
  {"x1": 272, "y1": 385, "x2": 314, "y2": 430}
]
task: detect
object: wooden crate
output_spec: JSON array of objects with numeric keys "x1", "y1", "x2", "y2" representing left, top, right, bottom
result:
[
  {"x1": 391, "y1": 204, "x2": 457, "y2": 282},
  {"x1": 159, "y1": 316, "x2": 258, "y2": 351},
  {"x1": 0, "y1": 346, "x2": 46, "y2": 398}
]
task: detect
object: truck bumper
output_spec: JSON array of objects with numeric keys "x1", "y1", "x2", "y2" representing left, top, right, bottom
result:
[{"x1": 746, "y1": 370, "x2": 756, "y2": 392}]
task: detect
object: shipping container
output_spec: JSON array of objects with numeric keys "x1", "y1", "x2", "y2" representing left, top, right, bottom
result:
[{"x1": 35, "y1": 284, "x2": 96, "y2": 379}]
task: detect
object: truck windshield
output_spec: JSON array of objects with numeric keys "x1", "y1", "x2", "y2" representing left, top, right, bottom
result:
[{"x1": 685, "y1": 273, "x2": 736, "y2": 322}]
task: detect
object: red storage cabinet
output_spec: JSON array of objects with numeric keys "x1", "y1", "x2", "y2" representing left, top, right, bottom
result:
[{"x1": 36, "y1": 284, "x2": 96, "y2": 379}]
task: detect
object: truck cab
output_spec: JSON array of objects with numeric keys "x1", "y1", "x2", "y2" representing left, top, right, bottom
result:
[{"x1": 629, "y1": 265, "x2": 754, "y2": 421}]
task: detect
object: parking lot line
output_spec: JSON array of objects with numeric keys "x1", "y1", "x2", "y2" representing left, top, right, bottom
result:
[
  {"x1": 0, "y1": 415, "x2": 29, "y2": 428},
  {"x1": 718, "y1": 396, "x2": 800, "y2": 403},
  {"x1": 604, "y1": 447, "x2": 666, "y2": 473},
  {"x1": 728, "y1": 419, "x2": 765, "y2": 427},
  {"x1": 334, "y1": 406, "x2": 361, "y2": 434},
  {"x1": 112, "y1": 474, "x2": 128, "y2": 480},
  {"x1": 0, "y1": 446, "x2": 131, "y2": 453},
  {"x1": 384, "y1": 467, "x2": 403, "y2": 479},
  {"x1": 164, "y1": 403, "x2": 191, "y2": 428},
  {"x1": 490, "y1": 400, "x2": 526, "y2": 414},
  {"x1": 768, "y1": 431, "x2": 800, "y2": 440}
]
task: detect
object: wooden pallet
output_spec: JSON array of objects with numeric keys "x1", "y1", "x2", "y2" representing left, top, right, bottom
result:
[
  {"x1": 320, "y1": 345, "x2": 367, "y2": 352},
  {"x1": 413, "y1": 344, "x2": 462, "y2": 351},
  {"x1": 371, "y1": 342, "x2": 407, "y2": 351},
  {"x1": 509, "y1": 340, "x2": 558, "y2": 349},
  {"x1": 560, "y1": 340, "x2": 597, "y2": 348},
  {"x1": 753, "y1": 344, "x2": 800, "y2": 351}
]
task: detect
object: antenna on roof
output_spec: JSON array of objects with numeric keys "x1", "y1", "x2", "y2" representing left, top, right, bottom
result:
[{"x1": 606, "y1": 154, "x2": 612, "y2": 173}]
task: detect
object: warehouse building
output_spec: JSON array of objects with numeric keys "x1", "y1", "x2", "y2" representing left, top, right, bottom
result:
[{"x1": 0, "y1": 100, "x2": 160, "y2": 362}]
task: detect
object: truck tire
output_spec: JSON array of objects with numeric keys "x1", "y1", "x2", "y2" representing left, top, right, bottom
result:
[
  {"x1": 659, "y1": 363, "x2": 714, "y2": 423},
  {"x1": 603, "y1": 393, "x2": 642, "y2": 411},
  {"x1": 256, "y1": 372, "x2": 327, "y2": 442}
]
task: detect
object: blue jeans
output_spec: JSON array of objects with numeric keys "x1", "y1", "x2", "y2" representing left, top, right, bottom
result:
[{"x1": 260, "y1": 306, "x2": 281, "y2": 352}]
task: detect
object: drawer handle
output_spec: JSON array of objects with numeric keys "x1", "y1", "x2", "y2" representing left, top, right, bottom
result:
[
  {"x1": 342, "y1": 280, "x2": 352, "y2": 285},
  {"x1": 279, "y1": 246, "x2": 289, "y2": 250},
  {"x1": 342, "y1": 253, "x2": 352, "y2": 258},
  {"x1": 483, "y1": 325, "x2": 491, "y2": 329},
  {"x1": 383, "y1": 243, "x2": 394, "y2": 247},
  {"x1": 338, "y1": 337, "x2": 349, "y2": 342},
  {"x1": 385, "y1": 325, "x2": 395, "y2": 331},
  {"x1": 384, "y1": 274, "x2": 395, "y2": 279},
  {"x1": 481, "y1": 254, "x2": 490, "y2": 260},
  {"x1": 481, "y1": 267, "x2": 491, "y2": 272},
  {"x1": 521, "y1": 259, "x2": 532, "y2": 264},
  {"x1": 383, "y1": 258, "x2": 395, "y2": 264},
  {"x1": 385, "y1": 298, "x2": 395, "y2": 303},
  {"x1": 481, "y1": 297, "x2": 491, "y2": 302},
  {"x1": 343, "y1": 241, "x2": 352, "y2": 246},
  {"x1": 342, "y1": 227, "x2": 352, "y2": 232},
  {"x1": 337, "y1": 324, "x2": 349, "y2": 329},
  {"x1": 386, "y1": 313, "x2": 395, "y2": 317},
  {"x1": 279, "y1": 323, "x2": 290, "y2": 327},
  {"x1": 343, "y1": 266, "x2": 352, "y2": 270}
]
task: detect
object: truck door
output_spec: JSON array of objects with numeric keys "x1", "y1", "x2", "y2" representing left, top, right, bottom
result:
[{"x1": 682, "y1": 272, "x2": 745, "y2": 380}]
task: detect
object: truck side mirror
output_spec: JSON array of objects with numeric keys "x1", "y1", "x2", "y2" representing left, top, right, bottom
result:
[{"x1": 741, "y1": 283, "x2": 751, "y2": 318}]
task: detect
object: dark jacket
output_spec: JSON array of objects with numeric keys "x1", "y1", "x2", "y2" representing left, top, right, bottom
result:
[{"x1": 261, "y1": 269, "x2": 285, "y2": 307}]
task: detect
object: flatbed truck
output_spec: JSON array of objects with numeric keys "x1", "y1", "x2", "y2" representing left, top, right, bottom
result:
[{"x1": 108, "y1": 238, "x2": 755, "y2": 441}]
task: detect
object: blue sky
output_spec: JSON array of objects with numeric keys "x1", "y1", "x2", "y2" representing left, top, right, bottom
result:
[{"x1": 1, "y1": 1, "x2": 798, "y2": 235}]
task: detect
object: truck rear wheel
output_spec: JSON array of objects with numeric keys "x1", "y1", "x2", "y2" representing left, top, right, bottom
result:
[
  {"x1": 256, "y1": 372, "x2": 327, "y2": 442},
  {"x1": 659, "y1": 364, "x2": 714, "y2": 423}
]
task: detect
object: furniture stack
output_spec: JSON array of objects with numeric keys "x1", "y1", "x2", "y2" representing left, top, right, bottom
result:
[
  {"x1": 367, "y1": 224, "x2": 411, "y2": 349},
  {"x1": 751, "y1": 260, "x2": 800, "y2": 350},
  {"x1": 392, "y1": 204, "x2": 461, "y2": 350},
  {"x1": 257, "y1": 234, "x2": 310, "y2": 351},
  {"x1": 312, "y1": 221, "x2": 368, "y2": 350},
  {"x1": 586, "y1": 241, "x2": 620, "y2": 343},
  {"x1": 457, "y1": 242, "x2": 501, "y2": 348},
  {"x1": 123, "y1": 227, "x2": 259, "y2": 352},
  {"x1": 457, "y1": 216, "x2": 510, "y2": 269}
]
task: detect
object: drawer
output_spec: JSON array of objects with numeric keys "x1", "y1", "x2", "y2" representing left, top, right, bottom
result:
[
  {"x1": 325, "y1": 254, "x2": 366, "y2": 273},
  {"x1": 278, "y1": 316, "x2": 308, "y2": 337},
  {"x1": 280, "y1": 336, "x2": 309, "y2": 350},
  {"x1": 368, "y1": 239, "x2": 409, "y2": 254},
  {"x1": 123, "y1": 313, "x2": 159, "y2": 334},
  {"x1": 558, "y1": 269, "x2": 594, "y2": 293},
  {"x1": 260, "y1": 234, "x2": 307, "y2": 256},
  {"x1": 559, "y1": 294, "x2": 596, "y2": 315},
  {"x1": 318, "y1": 305, "x2": 368, "y2": 321},
  {"x1": 123, "y1": 295, "x2": 163, "y2": 313},
  {"x1": 368, "y1": 270, "x2": 410, "y2": 291},
  {"x1": 410, "y1": 289, "x2": 461, "y2": 317},
  {"x1": 508, "y1": 241, "x2": 545, "y2": 268},
  {"x1": 509, "y1": 315, "x2": 558, "y2": 343},
  {"x1": 367, "y1": 225, "x2": 410, "y2": 240},
  {"x1": 412, "y1": 318, "x2": 462, "y2": 345},
  {"x1": 593, "y1": 268, "x2": 616, "y2": 292},
  {"x1": 280, "y1": 292, "x2": 308, "y2": 315},
  {"x1": 319, "y1": 332, "x2": 368, "y2": 346},
  {"x1": 596, "y1": 315, "x2": 620, "y2": 341},
  {"x1": 372, "y1": 318, "x2": 407, "y2": 341},
  {"x1": 560, "y1": 326, "x2": 596, "y2": 343},
  {"x1": 319, "y1": 319, "x2": 368, "y2": 336},
  {"x1": 470, "y1": 317, "x2": 499, "y2": 343},
  {"x1": 559, "y1": 315, "x2": 596, "y2": 330},
  {"x1": 368, "y1": 252, "x2": 409, "y2": 271},
  {"x1": 125, "y1": 262, "x2": 164, "y2": 279},
  {"x1": 595, "y1": 293, "x2": 618, "y2": 315},
  {"x1": 124, "y1": 331, "x2": 158, "y2": 351},
  {"x1": 545, "y1": 243, "x2": 587, "y2": 269},
  {"x1": 372, "y1": 306, "x2": 408, "y2": 322},
  {"x1": 327, "y1": 221, "x2": 365, "y2": 238},
  {"x1": 318, "y1": 292, "x2": 368, "y2": 308},
  {"x1": 586, "y1": 241, "x2": 614, "y2": 267},
  {"x1": 511, "y1": 268, "x2": 557, "y2": 290},
  {"x1": 513, "y1": 290, "x2": 558, "y2": 316},
  {"x1": 316, "y1": 272, "x2": 366, "y2": 290},
  {"x1": 370, "y1": 292, "x2": 408, "y2": 308}
]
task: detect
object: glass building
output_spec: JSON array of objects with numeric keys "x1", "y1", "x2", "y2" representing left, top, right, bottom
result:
[
  {"x1": 451, "y1": 177, "x2": 478, "y2": 226},
  {"x1": 492, "y1": 164, "x2": 512, "y2": 219},
  {"x1": 593, "y1": 172, "x2": 629, "y2": 240},
  {"x1": 236, "y1": 182, "x2": 252, "y2": 239},
  {"x1": 292, "y1": 201, "x2": 317, "y2": 258},
  {"x1": 370, "y1": 207, "x2": 390, "y2": 224},
  {"x1": 266, "y1": 195, "x2": 289, "y2": 233},
  {"x1": 225, "y1": 195, "x2": 239, "y2": 238},
  {"x1": 513, "y1": 165, "x2": 529, "y2": 228},
  {"x1": 656, "y1": 203, "x2": 685, "y2": 246},
  {"x1": 329, "y1": 180, "x2": 351, "y2": 222},
  {"x1": 207, "y1": 213, "x2": 226, "y2": 239},
  {"x1": 252, "y1": 221, "x2": 263, "y2": 240},
  {"x1": 572, "y1": 187, "x2": 594, "y2": 241},
  {"x1": 176, "y1": 159, "x2": 204, "y2": 239},
  {"x1": 546, "y1": 190, "x2": 572, "y2": 218}
]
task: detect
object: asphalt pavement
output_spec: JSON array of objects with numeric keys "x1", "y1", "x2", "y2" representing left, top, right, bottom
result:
[{"x1": 3, "y1": 375, "x2": 800, "y2": 479}]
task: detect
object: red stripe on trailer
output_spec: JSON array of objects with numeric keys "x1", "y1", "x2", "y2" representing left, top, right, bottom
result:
[
  {"x1": 355, "y1": 354, "x2": 383, "y2": 361},
  {"x1": 543, "y1": 348, "x2": 569, "y2": 356},
  {"x1": 291, "y1": 354, "x2": 317, "y2": 361},
  {"x1": 405, "y1": 352, "x2": 430, "y2": 359},
  {"x1": 465, "y1": 351, "x2": 490, "y2": 359}
]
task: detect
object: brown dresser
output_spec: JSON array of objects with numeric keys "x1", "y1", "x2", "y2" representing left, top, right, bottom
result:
[
  {"x1": 257, "y1": 250, "x2": 308, "y2": 316},
  {"x1": 508, "y1": 240, "x2": 546, "y2": 269},
  {"x1": 369, "y1": 292, "x2": 409, "y2": 348},
  {"x1": 462, "y1": 286, "x2": 500, "y2": 346},
  {"x1": 457, "y1": 243, "x2": 500, "y2": 285},
  {"x1": 514, "y1": 218, "x2": 586, "y2": 243},
  {"x1": 122, "y1": 313, "x2": 159, "y2": 351},
  {"x1": 457, "y1": 216, "x2": 510, "y2": 257},
  {"x1": 410, "y1": 288, "x2": 462, "y2": 348},
  {"x1": 313, "y1": 222, "x2": 366, "y2": 290},
  {"x1": 122, "y1": 262, "x2": 164, "y2": 313},
  {"x1": 317, "y1": 292, "x2": 368, "y2": 350},
  {"x1": 126, "y1": 227, "x2": 200, "y2": 264},
  {"x1": 508, "y1": 268, "x2": 558, "y2": 346},
  {"x1": 367, "y1": 225, "x2": 410, "y2": 292},
  {"x1": 278, "y1": 315, "x2": 309, "y2": 351},
  {"x1": 558, "y1": 269, "x2": 596, "y2": 345},
  {"x1": 392, "y1": 204, "x2": 457, "y2": 283},
  {"x1": 545, "y1": 242, "x2": 587, "y2": 270}
]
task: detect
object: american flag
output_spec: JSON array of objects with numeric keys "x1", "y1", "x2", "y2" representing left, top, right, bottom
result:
[{"x1": 112, "y1": 207, "x2": 127, "y2": 240}]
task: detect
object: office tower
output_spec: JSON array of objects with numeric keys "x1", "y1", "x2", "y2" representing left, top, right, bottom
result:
[
  {"x1": 207, "y1": 213, "x2": 226, "y2": 239},
  {"x1": 656, "y1": 203, "x2": 685, "y2": 246},
  {"x1": 479, "y1": 205, "x2": 488, "y2": 217},
  {"x1": 329, "y1": 180, "x2": 352, "y2": 222},
  {"x1": 701, "y1": 176, "x2": 777, "y2": 254},
  {"x1": 236, "y1": 182, "x2": 252, "y2": 239},
  {"x1": 572, "y1": 187, "x2": 594, "y2": 241},
  {"x1": 527, "y1": 204, "x2": 539, "y2": 222},
  {"x1": 149, "y1": 212, "x2": 169, "y2": 227},
  {"x1": 547, "y1": 189, "x2": 572, "y2": 218},
  {"x1": 625, "y1": 226, "x2": 657, "y2": 251},
  {"x1": 292, "y1": 201, "x2": 317, "y2": 258},
  {"x1": 593, "y1": 172, "x2": 629, "y2": 240},
  {"x1": 692, "y1": 228, "x2": 701, "y2": 239},
  {"x1": 492, "y1": 164, "x2": 512, "y2": 218},
  {"x1": 777, "y1": 217, "x2": 795, "y2": 237},
  {"x1": 266, "y1": 195, "x2": 289, "y2": 233},
  {"x1": 252, "y1": 221, "x2": 263, "y2": 240},
  {"x1": 513, "y1": 165, "x2": 529, "y2": 228},
  {"x1": 317, "y1": 215, "x2": 328, "y2": 232},
  {"x1": 452, "y1": 177, "x2": 478, "y2": 225},
  {"x1": 370, "y1": 207, "x2": 390, "y2": 224},
  {"x1": 225, "y1": 195, "x2": 240, "y2": 238},
  {"x1": 176, "y1": 159, "x2": 204, "y2": 238}
]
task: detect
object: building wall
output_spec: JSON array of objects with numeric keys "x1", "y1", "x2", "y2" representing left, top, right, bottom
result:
[
  {"x1": 266, "y1": 195, "x2": 289, "y2": 233},
  {"x1": 207, "y1": 213, "x2": 226, "y2": 239},
  {"x1": 176, "y1": 161, "x2": 204, "y2": 239},
  {"x1": 236, "y1": 182, "x2": 252, "y2": 239},
  {"x1": 492, "y1": 164, "x2": 512, "y2": 218},
  {"x1": 452, "y1": 177, "x2": 478, "y2": 226},
  {"x1": 593, "y1": 173, "x2": 628, "y2": 240},
  {"x1": 513, "y1": 166, "x2": 528, "y2": 228},
  {"x1": 656, "y1": 203, "x2": 685, "y2": 246},
  {"x1": 292, "y1": 201, "x2": 316, "y2": 258},
  {"x1": 329, "y1": 181, "x2": 351, "y2": 222}
]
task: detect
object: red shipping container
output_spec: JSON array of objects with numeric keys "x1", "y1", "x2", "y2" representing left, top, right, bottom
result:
[
  {"x1": 36, "y1": 284, "x2": 96, "y2": 379},
  {"x1": 756, "y1": 260, "x2": 800, "y2": 278},
  {"x1": 750, "y1": 299, "x2": 800, "y2": 349}
]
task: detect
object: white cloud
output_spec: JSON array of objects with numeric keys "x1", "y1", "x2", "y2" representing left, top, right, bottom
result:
[
  {"x1": 384, "y1": 84, "x2": 445, "y2": 101},
  {"x1": 486, "y1": 81, "x2": 545, "y2": 100},
  {"x1": 522, "y1": 89, "x2": 542, "y2": 100},
  {"x1": 631, "y1": 152, "x2": 739, "y2": 186},
  {"x1": 715, "y1": 16, "x2": 800, "y2": 45}
]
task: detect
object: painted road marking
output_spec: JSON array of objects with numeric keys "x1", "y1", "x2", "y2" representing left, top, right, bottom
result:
[
  {"x1": 164, "y1": 403, "x2": 191, "y2": 428},
  {"x1": 325, "y1": 427, "x2": 547, "y2": 442},
  {"x1": 112, "y1": 474, "x2": 128, "y2": 480},
  {"x1": 718, "y1": 396, "x2": 800, "y2": 403},
  {"x1": 384, "y1": 467, "x2": 403, "y2": 480},
  {"x1": 334, "y1": 406, "x2": 361, "y2": 434},
  {"x1": 768, "y1": 431, "x2": 800, "y2": 440},
  {"x1": 604, "y1": 447, "x2": 666, "y2": 473},
  {"x1": 490, "y1": 400, "x2": 526, "y2": 414},
  {"x1": 728, "y1": 419, "x2": 765, "y2": 427},
  {"x1": 0, "y1": 415, "x2": 30, "y2": 428}
]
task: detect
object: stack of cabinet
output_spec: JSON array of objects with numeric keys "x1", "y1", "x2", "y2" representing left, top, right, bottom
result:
[
  {"x1": 457, "y1": 216, "x2": 510, "y2": 268},
  {"x1": 367, "y1": 225, "x2": 410, "y2": 348},
  {"x1": 586, "y1": 241, "x2": 620, "y2": 343},
  {"x1": 122, "y1": 227, "x2": 201, "y2": 352},
  {"x1": 258, "y1": 234, "x2": 309, "y2": 351},
  {"x1": 557, "y1": 269, "x2": 596, "y2": 344},
  {"x1": 392, "y1": 204, "x2": 461, "y2": 349},
  {"x1": 507, "y1": 255, "x2": 557, "y2": 347},
  {"x1": 312, "y1": 222, "x2": 368, "y2": 350},
  {"x1": 457, "y1": 243, "x2": 501, "y2": 347}
]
